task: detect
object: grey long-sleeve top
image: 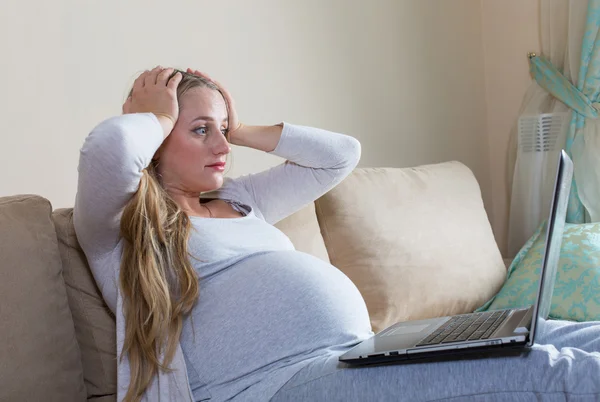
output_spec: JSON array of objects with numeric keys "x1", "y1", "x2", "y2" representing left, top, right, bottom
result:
[{"x1": 73, "y1": 112, "x2": 374, "y2": 401}]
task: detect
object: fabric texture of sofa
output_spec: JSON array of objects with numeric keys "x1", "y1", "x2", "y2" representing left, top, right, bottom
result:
[{"x1": 0, "y1": 162, "x2": 507, "y2": 402}]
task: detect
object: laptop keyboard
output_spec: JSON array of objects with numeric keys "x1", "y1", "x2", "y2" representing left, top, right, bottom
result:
[{"x1": 415, "y1": 310, "x2": 511, "y2": 347}]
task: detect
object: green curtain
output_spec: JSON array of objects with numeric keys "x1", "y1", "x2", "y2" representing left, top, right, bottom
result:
[{"x1": 529, "y1": 0, "x2": 600, "y2": 223}]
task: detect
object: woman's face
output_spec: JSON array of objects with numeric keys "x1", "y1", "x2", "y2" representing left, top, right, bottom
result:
[{"x1": 154, "y1": 86, "x2": 230, "y2": 195}]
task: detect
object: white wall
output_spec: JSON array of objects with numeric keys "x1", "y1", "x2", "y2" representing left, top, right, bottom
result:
[
  {"x1": 1, "y1": 0, "x2": 493, "y2": 248},
  {"x1": 481, "y1": 0, "x2": 541, "y2": 256}
]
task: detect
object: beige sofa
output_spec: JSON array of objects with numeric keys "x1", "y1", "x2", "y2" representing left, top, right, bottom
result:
[{"x1": 0, "y1": 161, "x2": 507, "y2": 402}]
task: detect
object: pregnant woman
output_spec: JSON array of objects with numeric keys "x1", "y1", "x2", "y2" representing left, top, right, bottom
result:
[{"x1": 73, "y1": 66, "x2": 600, "y2": 402}]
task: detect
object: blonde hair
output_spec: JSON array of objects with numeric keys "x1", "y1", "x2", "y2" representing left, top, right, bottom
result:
[{"x1": 118, "y1": 69, "x2": 230, "y2": 401}]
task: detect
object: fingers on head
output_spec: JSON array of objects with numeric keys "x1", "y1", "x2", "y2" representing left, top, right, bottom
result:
[
  {"x1": 167, "y1": 70, "x2": 183, "y2": 90},
  {"x1": 144, "y1": 65, "x2": 162, "y2": 86},
  {"x1": 133, "y1": 70, "x2": 149, "y2": 93},
  {"x1": 157, "y1": 67, "x2": 175, "y2": 85},
  {"x1": 132, "y1": 66, "x2": 181, "y2": 95}
]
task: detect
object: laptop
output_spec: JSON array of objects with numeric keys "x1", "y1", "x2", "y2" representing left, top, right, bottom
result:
[{"x1": 339, "y1": 150, "x2": 573, "y2": 365}]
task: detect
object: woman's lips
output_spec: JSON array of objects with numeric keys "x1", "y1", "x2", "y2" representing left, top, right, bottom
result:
[{"x1": 207, "y1": 163, "x2": 225, "y2": 171}]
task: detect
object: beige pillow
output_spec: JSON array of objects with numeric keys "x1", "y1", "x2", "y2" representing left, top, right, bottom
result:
[
  {"x1": 273, "y1": 202, "x2": 331, "y2": 264},
  {"x1": 0, "y1": 195, "x2": 86, "y2": 402},
  {"x1": 52, "y1": 208, "x2": 117, "y2": 400},
  {"x1": 315, "y1": 163, "x2": 506, "y2": 333}
]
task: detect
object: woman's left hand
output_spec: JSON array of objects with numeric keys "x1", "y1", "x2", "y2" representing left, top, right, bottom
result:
[{"x1": 186, "y1": 68, "x2": 244, "y2": 142}]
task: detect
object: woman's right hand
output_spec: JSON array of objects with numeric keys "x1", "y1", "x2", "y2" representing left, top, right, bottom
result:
[{"x1": 122, "y1": 66, "x2": 182, "y2": 137}]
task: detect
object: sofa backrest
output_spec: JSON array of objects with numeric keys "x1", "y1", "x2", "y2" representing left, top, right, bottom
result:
[{"x1": 0, "y1": 195, "x2": 87, "y2": 402}]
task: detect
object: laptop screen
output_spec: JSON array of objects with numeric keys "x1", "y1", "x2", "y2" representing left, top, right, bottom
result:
[{"x1": 529, "y1": 150, "x2": 573, "y2": 345}]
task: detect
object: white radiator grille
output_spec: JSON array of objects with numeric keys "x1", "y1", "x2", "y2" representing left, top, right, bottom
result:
[{"x1": 518, "y1": 113, "x2": 568, "y2": 153}]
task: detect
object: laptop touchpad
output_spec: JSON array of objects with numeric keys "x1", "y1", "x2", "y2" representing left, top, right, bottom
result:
[{"x1": 386, "y1": 324, "x2": 430, "y2": 336}]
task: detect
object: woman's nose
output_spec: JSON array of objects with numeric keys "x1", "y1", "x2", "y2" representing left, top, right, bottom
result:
[{"x1": 212, "y1": 132, "x2": 231, "y2": 154}]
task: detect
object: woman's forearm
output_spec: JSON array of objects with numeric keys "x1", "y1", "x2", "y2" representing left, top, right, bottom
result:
[{"x1": 229, "y1": 124, "x2": 283, "y2": 152}]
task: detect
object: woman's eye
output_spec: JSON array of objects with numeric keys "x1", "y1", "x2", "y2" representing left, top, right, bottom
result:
[{"x1": 193, "y1": 127, "x2": 228, "y2": 137}]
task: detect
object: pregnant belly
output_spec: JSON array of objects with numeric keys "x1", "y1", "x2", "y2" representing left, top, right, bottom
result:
[{"x1": 181, "y1": 250, "x2": 373, "y2": 387}]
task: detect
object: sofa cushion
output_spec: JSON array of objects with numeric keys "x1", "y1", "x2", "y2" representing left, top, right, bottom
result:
[
  {"x1": 0, "y1": 195, "x2": 86, "y2": 402},
  {"x1": 315, "y1": 163, "x2": 507, "y2": 333},
  {"x1": 52, "y1": 208, "x2": 117, "y2": 400},
  {"x1": 273, "y1": 202, "x2": 330, "y2": 264}
]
